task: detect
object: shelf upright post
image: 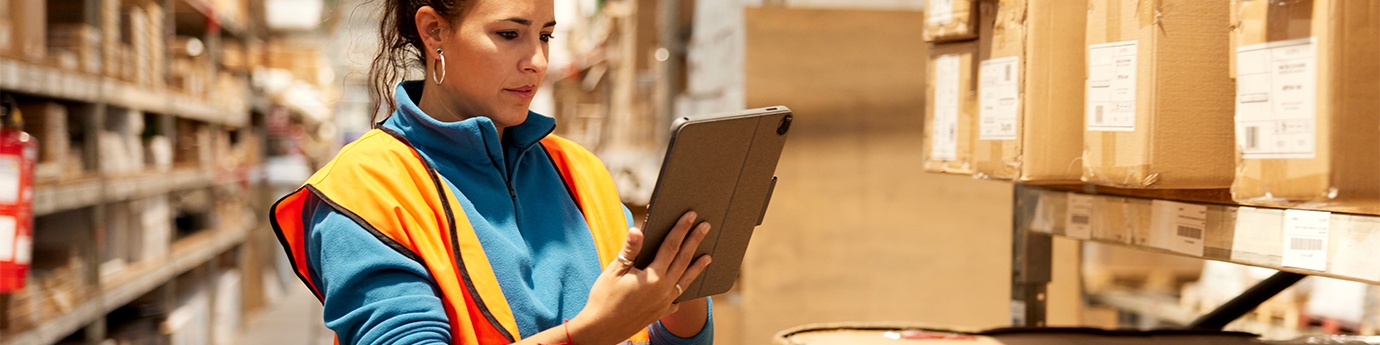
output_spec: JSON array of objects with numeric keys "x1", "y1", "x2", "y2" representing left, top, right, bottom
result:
[{"x1": 1011, "y1": 185, "x2": 1052, "y2": 327}]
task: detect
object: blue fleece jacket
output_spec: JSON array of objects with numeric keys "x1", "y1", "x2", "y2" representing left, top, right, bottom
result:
[{"x1": 302, "y1": 81, "x2": 712, "y2": 345}]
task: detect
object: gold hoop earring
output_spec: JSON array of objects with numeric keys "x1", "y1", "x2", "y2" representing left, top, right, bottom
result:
[{"x1": 432, "y1": 48, "x2": 446, "y2": 85}]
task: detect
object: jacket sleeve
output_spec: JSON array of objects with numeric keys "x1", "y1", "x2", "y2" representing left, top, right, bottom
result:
[
  {"x1": 305, "y1": 198, "x2": 452, "y2": 345},
  {"x1": 623, "y1": 205, "x2": 715, "y2": 345}
]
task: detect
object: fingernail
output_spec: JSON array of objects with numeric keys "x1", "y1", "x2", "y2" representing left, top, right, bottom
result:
[{"x1": 700, "y1": 223, "x2": 711, "y2": 233}]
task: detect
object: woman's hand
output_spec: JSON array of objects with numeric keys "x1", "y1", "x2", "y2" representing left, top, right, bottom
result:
[{"x1": 569, "y1": 211, "x2": 713, "y2": 345}]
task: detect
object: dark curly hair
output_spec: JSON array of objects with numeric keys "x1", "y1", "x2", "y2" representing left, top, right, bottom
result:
[{"x1": 369, "y1": 0, "x2": 473, "y2": 124}]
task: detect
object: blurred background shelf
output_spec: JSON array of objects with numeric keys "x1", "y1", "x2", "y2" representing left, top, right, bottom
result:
[
  {"x1": 0, "y1": 221, "x2": 251, "y2": 345},
  {"x1": 0, "y1": 59, "x2": 247, "y2": 126}
]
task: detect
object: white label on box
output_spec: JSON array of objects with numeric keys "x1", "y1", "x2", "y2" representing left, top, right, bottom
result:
[
  {"x1": 1150, "y1": 200, "x2": 1207, "y2": 256},
  {"x1": 933, "y1": 54, "x2": 961, "y2": 161},
  {"x1": 0, "y1": 215, "x2": 13, "y2": 261},
  {"x1": 1282, "y1": 209, "x2": 1330, "y2": 271},
  {"x1": 1235, "y1": 38, "x2": 1317, "y2": 159},
  {"x1": 1232, "y1": 207, "x2": 1285, "y2": 266},
  {"x1": 1327, "y1": 215, "x2": 1380, "y2": 281},
  {"x1": 1065, "y1": 193, "x2": 1094, "y2": 239},
  {"x1": 980, "y1": 56, "x2": 1020, "y2": 141},
  {"x1": 0, "y1": 156, "x2": 21, "y2": 204},
  {"x1": 929, "y1": 0, "x2": 954, "y2": 25},
  {"x1": 1087, "y1": 41, "x2": 1138, "y2": 132}
]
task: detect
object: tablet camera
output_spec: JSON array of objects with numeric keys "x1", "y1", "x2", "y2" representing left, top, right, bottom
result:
[{"x1": 777, "y1": 115, "x2": 792, "y2": 135}]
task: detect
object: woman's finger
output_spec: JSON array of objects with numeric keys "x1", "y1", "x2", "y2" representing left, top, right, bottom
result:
[
  {"x1": 674, "y1": 255, "x2": 713, "y2": 296},
  {"x1": 666, "y1": 222, "x2": 710, "y2": 279},
  {"x1": 610, "y1": 227, "x2": 645, "y2": 273},
  {"x1": 651, "y1": 211, "x2": 697, "y2": 273}
]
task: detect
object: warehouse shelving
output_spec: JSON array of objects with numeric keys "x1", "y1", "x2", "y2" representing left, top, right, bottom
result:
[
  {"x1": 0, "y1": 59, "x2": 247, "y2": 127},
  {"x1": 1, "y1": 222, "x2": 253, "y2": 345},
  {"x1": 1010, "y1": 185, "x2": 1380, "y2": 331}
]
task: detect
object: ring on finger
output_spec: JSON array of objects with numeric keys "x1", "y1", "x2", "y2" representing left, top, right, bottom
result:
[
  {"x1": 674, "y1": 284, "x2": 683, "y2": 295},
  {"x1": 616, "y1": 254, "x2": 633, "y2": 266}
]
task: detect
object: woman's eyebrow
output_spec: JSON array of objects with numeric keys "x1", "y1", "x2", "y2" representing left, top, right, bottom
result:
[{"x1": 500, "y1": 17, "x2": 557, "y2": 28}]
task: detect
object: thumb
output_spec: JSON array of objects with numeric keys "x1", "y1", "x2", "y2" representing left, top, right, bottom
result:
[{"x1": 613, "y1": 227, "x2": 645, "y2": 272}]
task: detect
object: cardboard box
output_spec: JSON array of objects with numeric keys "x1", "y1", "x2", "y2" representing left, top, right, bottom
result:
[
  {"x1": 1229, "y1": 0, "x2": 1380, "y2": 207},
  {"x1": 0, "y1": 0, "x2": 12, "y2": 57},
  {"x1": 103, "y1": 0, "x2": 122, "y2": 78},
  {"x1": 972, "y1": 0, "x2": 1086, "y2": 182},
  {"x1": 48, "y1": 24, "x2": 102, "y2": 75},
  {"x1": 146, "y1": 2, "x2": 166, "y2": 89},
  {"x1": 924, "y1": 40, "x2": 979, "y2": 174},
  {"x1": 6, "y1": 0, "x2": 44, "y2": 62},
  {"x1": 925, "y1": 0, "x2": 979, "y2": 42},
  {"x1": 17, "y1": 102, "x2": 69, "y2": 164},
  {"x1": 1083, "y1": 0, "x2": 1235, "y2": 189}
]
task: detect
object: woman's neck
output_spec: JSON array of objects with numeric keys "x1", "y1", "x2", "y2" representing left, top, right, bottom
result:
[{"x1": 416, "y1": 83, "x2": 506, "y2": 141}]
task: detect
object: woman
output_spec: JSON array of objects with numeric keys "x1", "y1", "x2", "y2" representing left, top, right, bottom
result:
[{"x1": 270, "y1": 0, "x2": 715, "y2": 344}]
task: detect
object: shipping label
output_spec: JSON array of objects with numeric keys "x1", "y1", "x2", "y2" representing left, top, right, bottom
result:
[
  {"x1": 980, "y1": 57, "x2": 1020, "y2": 141},
  {"x1": 1235, "y1": 38, "x2": 1317, "y2": 159},
  {"x1": 933, "y1": 54, "x2": 961, "y2": 161},
  {"x1": 1282, "y1": 209, "x2": 1330, "y2": 271},
  {"x1": 1151, "y1": 200, "x2": 1207, "y2": 256},
  {"x1": 1087, "y1": 41, "x2": 1137, "y2": 132},
  {"x1": 929, "y1": 0, "x2": 954, "y2": 25},
  {"x1": 1065, "y1": 193, "x2": 1094, "y2": 239}
]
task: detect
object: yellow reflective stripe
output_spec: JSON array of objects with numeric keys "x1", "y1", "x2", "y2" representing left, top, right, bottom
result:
[{"x1": 439, "y1": 182, "x2": 521, "y2": 339}]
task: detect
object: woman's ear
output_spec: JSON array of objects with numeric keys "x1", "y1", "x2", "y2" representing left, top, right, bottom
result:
[{"x1": 415, "y1": 6, "x2": 448, "y2": 60}]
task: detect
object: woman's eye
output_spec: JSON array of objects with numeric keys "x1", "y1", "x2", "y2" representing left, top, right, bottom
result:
[
  {"x1": 498, "y1": 31, "x2": 519, "y2": 40},
  {"x1": 540, "y1": 33, "x2": 554, "y2": 43}
]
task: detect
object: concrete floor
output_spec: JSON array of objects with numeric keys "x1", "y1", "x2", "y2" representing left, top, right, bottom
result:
[{"x1": 234, "y1": 283, "x2": 333, "y2": 345}]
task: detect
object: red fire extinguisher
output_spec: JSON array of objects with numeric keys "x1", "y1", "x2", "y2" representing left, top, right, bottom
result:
[{"x1": 0, "y1": 93, "x2": 37, "y2": 293}]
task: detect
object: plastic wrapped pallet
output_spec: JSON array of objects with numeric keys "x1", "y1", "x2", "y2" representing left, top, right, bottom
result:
[
  {"x1": 1082, "y1": 0, "x2": 1235, "y2": 189},
  {"x1": 1229, "y1": 0, "x2": 1380, "y2": 207},
  {"x1": 971, "y1": 0, "x2": 1086, "y2": 183}
]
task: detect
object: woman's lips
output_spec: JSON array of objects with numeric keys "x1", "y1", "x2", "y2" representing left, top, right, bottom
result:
[{"x1": 505, "y1": 86, "x2": 535, "y2": 99}]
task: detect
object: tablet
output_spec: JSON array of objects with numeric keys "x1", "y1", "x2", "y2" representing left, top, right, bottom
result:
[{"x1": 635, "y1": 106, "x2": 792, "y2": 302}]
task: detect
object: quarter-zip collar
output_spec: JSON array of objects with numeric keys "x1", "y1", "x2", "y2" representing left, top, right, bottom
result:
[{"x1": 382, "y1": 81, "x2": 557, "y2": 172}]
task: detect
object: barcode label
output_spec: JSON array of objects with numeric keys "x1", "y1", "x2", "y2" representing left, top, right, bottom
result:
[
  {"x1": 1177, "y1": 226, "x2": 1203, "y2": 240},
  {"x1": 1282, "y1": 209, "x2": 1330, "y2": 271},
  {"x1": 1072, "y1": 215, "x2": 1090, "y2": 225},
  {"x1": 1290, "y1": 238, "x2": 1323, "y2": 251},
  {"x1": 1245, "y1": 126, "x2": 1259, "y2": 150}
]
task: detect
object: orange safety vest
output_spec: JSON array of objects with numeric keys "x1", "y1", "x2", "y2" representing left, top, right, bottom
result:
[{"x1": 271, "y1": 128, "x2": 651, "y2": 344}]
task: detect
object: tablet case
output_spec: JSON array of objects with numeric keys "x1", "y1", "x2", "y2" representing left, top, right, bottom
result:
[{"x1": 636, "y1": 106, "x2": 792, "y2": 302}]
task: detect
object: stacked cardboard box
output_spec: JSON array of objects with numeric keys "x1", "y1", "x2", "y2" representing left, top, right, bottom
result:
[
  {"x1": 1229, "y1": 0, "x2": 1380, "y2": 207},
  {"x1": 101, "y1": 109, "x2": 147, "y2": 175},
  {"x1": 970, "y1": 0, "x2": 1086, "y2": 182},
  {"x1": 103, "y1": 0, "x2": 122, "y2": 78},
  {"x1": 48, "y1": 24, "x2": 102, "y2": 75},
  {"x1": 1082, "y1": 0, "x2": 1235, "y2": 189},
  {"x1": 18, "y1": 102, "x2": 70, "y2": 182},
  {"x1": 147, "y1": 2, "x2": 166, "y2": 89},
  {"x1": 5, "y1": 0, "x2": 44, "y2": 62},
  {"x1": 126, "y1": 5, "x2": 151, "y2": 86},
  {"x1": 923, "y1": 1, "x2": 996, "y2": 175}
]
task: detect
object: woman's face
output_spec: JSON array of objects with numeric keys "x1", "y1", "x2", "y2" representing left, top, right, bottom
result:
[{"x1": 427, "y1": 0, "x2": 553, "y2": 127}]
